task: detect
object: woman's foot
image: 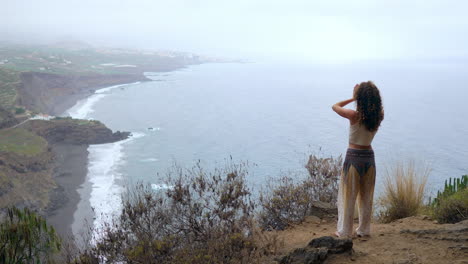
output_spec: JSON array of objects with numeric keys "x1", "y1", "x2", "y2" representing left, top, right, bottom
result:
[
  {"x1": 334, "y1": 231, "x2": 341, "y2": 237},
  {"x1": 356, "y1": 232, "x2": 370, "y2": 238}
]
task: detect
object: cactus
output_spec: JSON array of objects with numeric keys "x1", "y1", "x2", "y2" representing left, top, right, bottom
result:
[{"x1": 430, "y1": 175, "x2": 467, "y2": 207}]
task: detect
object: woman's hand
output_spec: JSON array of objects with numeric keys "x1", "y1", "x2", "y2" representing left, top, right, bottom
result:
[{"x1": 353, "y1": 84, "x2": 359, "y2": 99}]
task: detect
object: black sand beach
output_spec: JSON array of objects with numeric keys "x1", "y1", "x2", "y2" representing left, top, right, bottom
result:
[{"x1": 46, "y1": 144, "x2": 93, "y2": 239}]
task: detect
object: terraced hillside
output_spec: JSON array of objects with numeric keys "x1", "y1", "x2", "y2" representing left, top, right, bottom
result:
[{"x1": 0, "y1": 67, "x2": 20, "y2": 111}]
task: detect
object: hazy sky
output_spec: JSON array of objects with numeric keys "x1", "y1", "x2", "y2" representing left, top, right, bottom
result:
[{"x1": 3, "y1": 0, "x2": 468, "y2": 61}]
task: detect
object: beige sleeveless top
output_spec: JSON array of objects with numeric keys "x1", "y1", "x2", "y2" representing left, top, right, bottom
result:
[{"x1": 349, "y1": 122, "x2": 377, "y2": 146}]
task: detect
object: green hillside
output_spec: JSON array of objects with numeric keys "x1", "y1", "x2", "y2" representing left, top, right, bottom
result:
[{"x1": 0, "y1": 128, "x2": 47, "y2": 156}]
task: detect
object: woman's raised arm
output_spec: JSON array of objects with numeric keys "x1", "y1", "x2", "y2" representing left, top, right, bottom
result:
[{"x1": 332, "y1": 98, "x2": 356, "y2": 120}]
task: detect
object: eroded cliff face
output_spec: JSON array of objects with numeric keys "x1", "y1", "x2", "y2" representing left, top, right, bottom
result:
[
  {"x1": 0, "y1": 146, "x2": 55, "y2": 211},
  {"x1": 0, "y1": 119, "x2": 129, "y2": 213},
  {"x1": 17, "y1": 72, "x2": 150, "y2": 115}
]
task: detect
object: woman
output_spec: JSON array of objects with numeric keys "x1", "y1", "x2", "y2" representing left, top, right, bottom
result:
[{"x1": 332, "y1": 81, "x2": 384, "y2": 238}]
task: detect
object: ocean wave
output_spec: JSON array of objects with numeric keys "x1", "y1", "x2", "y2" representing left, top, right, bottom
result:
[
  {"x1": 67, "y1": 94, "x2": 106, "y2": 119},
  {"x1": 151, "y1": 183, "x2": 173, "y2": 191},
  {"x1": 88, "y1": 132, "x2": 144, "y2": 232},
  {"x1": 95, "y1": 82, "x2": 141, "y2": 94},
  {"x1": 140, "y1": 158, "x2": 159, "y2": 162},
  {"x1": 67, "y1": 82, "x2": 143, "y2": 235},
  {"x1": 66, "y1": 82, "x2": 141, "y2": 119}
]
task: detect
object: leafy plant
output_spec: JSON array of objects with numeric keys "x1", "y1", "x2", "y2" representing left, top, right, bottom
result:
[{"x1": 0, "y1": 207, "x2": 62, "y2": 264}]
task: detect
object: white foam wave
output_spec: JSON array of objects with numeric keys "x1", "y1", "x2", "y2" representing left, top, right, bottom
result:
[
  {"x1": 67, "y1": 94, "x2": 106, "y2": 119},
  {"x1": 129, "y1": 131, "x2": 145, "y2": 139},
  {"x1": 95, "y1": 82, "x2": 140, "y2": 94},
  {"x1": 151, "y1": 183, "x2": 173, "y2": 191},
  {"x1": 88, "y1": 132, "x2": 143, "y2": 233},
  {"x1": 66, "y1": 82, "x2": 140, "y2": 119},
  {"x1": 141, "y1": 158, "x2": 159, "y2": 162}
]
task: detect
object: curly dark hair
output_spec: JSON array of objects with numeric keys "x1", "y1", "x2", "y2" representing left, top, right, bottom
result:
[{"x1": 355, "y1": 81, "x2": 384, "y2": 132}]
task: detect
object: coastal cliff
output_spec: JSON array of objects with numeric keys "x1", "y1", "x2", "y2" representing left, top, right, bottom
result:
[
  {"x1": 0, "y1": 43, "x2": 212, "y2": 237},
  {"x1": 18, "y1": 72, "x2": 150, "y2": 115},
  {"x1": 0, "y1": 119, "x2": 129, "y2": 215}
]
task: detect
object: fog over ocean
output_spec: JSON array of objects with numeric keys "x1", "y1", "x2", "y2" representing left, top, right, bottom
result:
[{"x1": 67, "y1": 61, "x2": 468, "y2": 230}]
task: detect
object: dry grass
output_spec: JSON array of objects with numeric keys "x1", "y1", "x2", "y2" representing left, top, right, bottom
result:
[{"x1": 378, "y1": 161, "x2": 430, "y2": 223}]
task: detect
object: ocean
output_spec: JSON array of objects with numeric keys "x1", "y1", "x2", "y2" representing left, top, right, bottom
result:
[{"x1": 67, "y1": 61, "x2": 468, "y2": 232}]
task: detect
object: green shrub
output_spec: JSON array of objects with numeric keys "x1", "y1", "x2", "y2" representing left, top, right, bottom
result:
[
  {"x1": 429, "y1": 175, "x2": 468, "y2": 224},
  {"x1": 432, "y1": 188, "x2": 468, "y2": 224},
  {"x1": 14, "y1": 107, "x2": 25, "y2": 114},
  {"x1": 0, "y1": 207, "x2": 62, "y2": 264},
  {"x1": 430, "y1": 175, "x2": 467, "y2": 207},
  {"x1": 259, "y1": 153, "x2": 342, "y2": 230}
]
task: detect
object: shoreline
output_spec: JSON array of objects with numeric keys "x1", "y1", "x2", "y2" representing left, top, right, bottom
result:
[
  {"x1": 45, "y1": 144, "x2": 91, "y2": 240},
  {"x1": 44, "y1": 79, "x2": 151, "y2": 240}
]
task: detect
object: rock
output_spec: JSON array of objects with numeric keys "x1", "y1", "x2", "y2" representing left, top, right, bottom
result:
[
  {"x1": 304, "y1": 216, "x2": 320, "y2": 225},
  {"x1": 280, "y1": 247, "x2": 328, "y2": 264},
  {"x1": 24, "y1": 119, "x2": 130, "y2": 145},
  {"x1": 393, "y1": 259, "x2": 412, "y2": 264},
  {"x1": 308, "y1": 236, "x2": 353, "y2": 254},
  {"x1": 309, "y1": 201, "x2": 338, "y2": 218},
  {"x1": 280, "y1": 236, "x2": 353, "y2": 264},
  {"x1": 400, "y1": 222, "x2": 468, "y2": 243}
]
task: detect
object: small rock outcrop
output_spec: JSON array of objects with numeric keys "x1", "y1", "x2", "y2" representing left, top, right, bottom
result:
[
  {"x1": 400, "y1": 220, "x2": 468, "y2": 243},
  {"x1": 24, "y1": 119, "x2": 130, "y2": 145},
  {"x1": 279, "y1": 236, "x2": 353, "y2": 264},
  {"x1": 309, "y1": 201, "x2": 338, "y2": 219}
]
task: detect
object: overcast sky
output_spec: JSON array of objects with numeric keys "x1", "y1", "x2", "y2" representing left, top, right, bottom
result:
[{"x1": 2, "y1": 0, "x2": 468, "y2": 62}]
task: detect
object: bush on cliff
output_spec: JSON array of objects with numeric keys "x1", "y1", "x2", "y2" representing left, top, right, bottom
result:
[
  {"x1": 258, "y1": 153, "x2": 342, "y2": 230},
  {"x1": 430, "y1": 175, "x2": 468, "y2": 223},
  {"x1": 69, "y1": 161, "x2": 269, "y2": 264},
  {"x1": 0, "y1": 207, "x2": 62, "y2": 264},
  {"x1": 14, "y1": 107, "x2": 25, "y2": 115},
  {"x1": 377, "y1": 161, "x2": 430, "y2": 223}
]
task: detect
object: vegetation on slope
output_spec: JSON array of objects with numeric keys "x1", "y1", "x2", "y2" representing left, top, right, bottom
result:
[
  {"x1": 430, "y1": 175, "x2": 468, "y2": 223},
  {"x1": 0, "y1": 207, "x2": 61, "y2": 264},
  {"x1": 0, "y1": 68, "x2": 20, "y2": 112},
  {"x1": 259, "y1": 154, "x2": 342, "y2": 230},
  {"x1": 0, "y1": 127, "x2": 47, "y2": 156}
]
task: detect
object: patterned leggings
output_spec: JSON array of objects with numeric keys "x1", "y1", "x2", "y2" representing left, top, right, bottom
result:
[{"x1": 337, "y1": 148, "x2": 376, "y2": 237}]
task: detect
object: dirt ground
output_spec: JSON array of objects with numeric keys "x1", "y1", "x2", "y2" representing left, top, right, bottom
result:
[{"x1": 262, "y1": 215, "x2": 468, "y2": 264}]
